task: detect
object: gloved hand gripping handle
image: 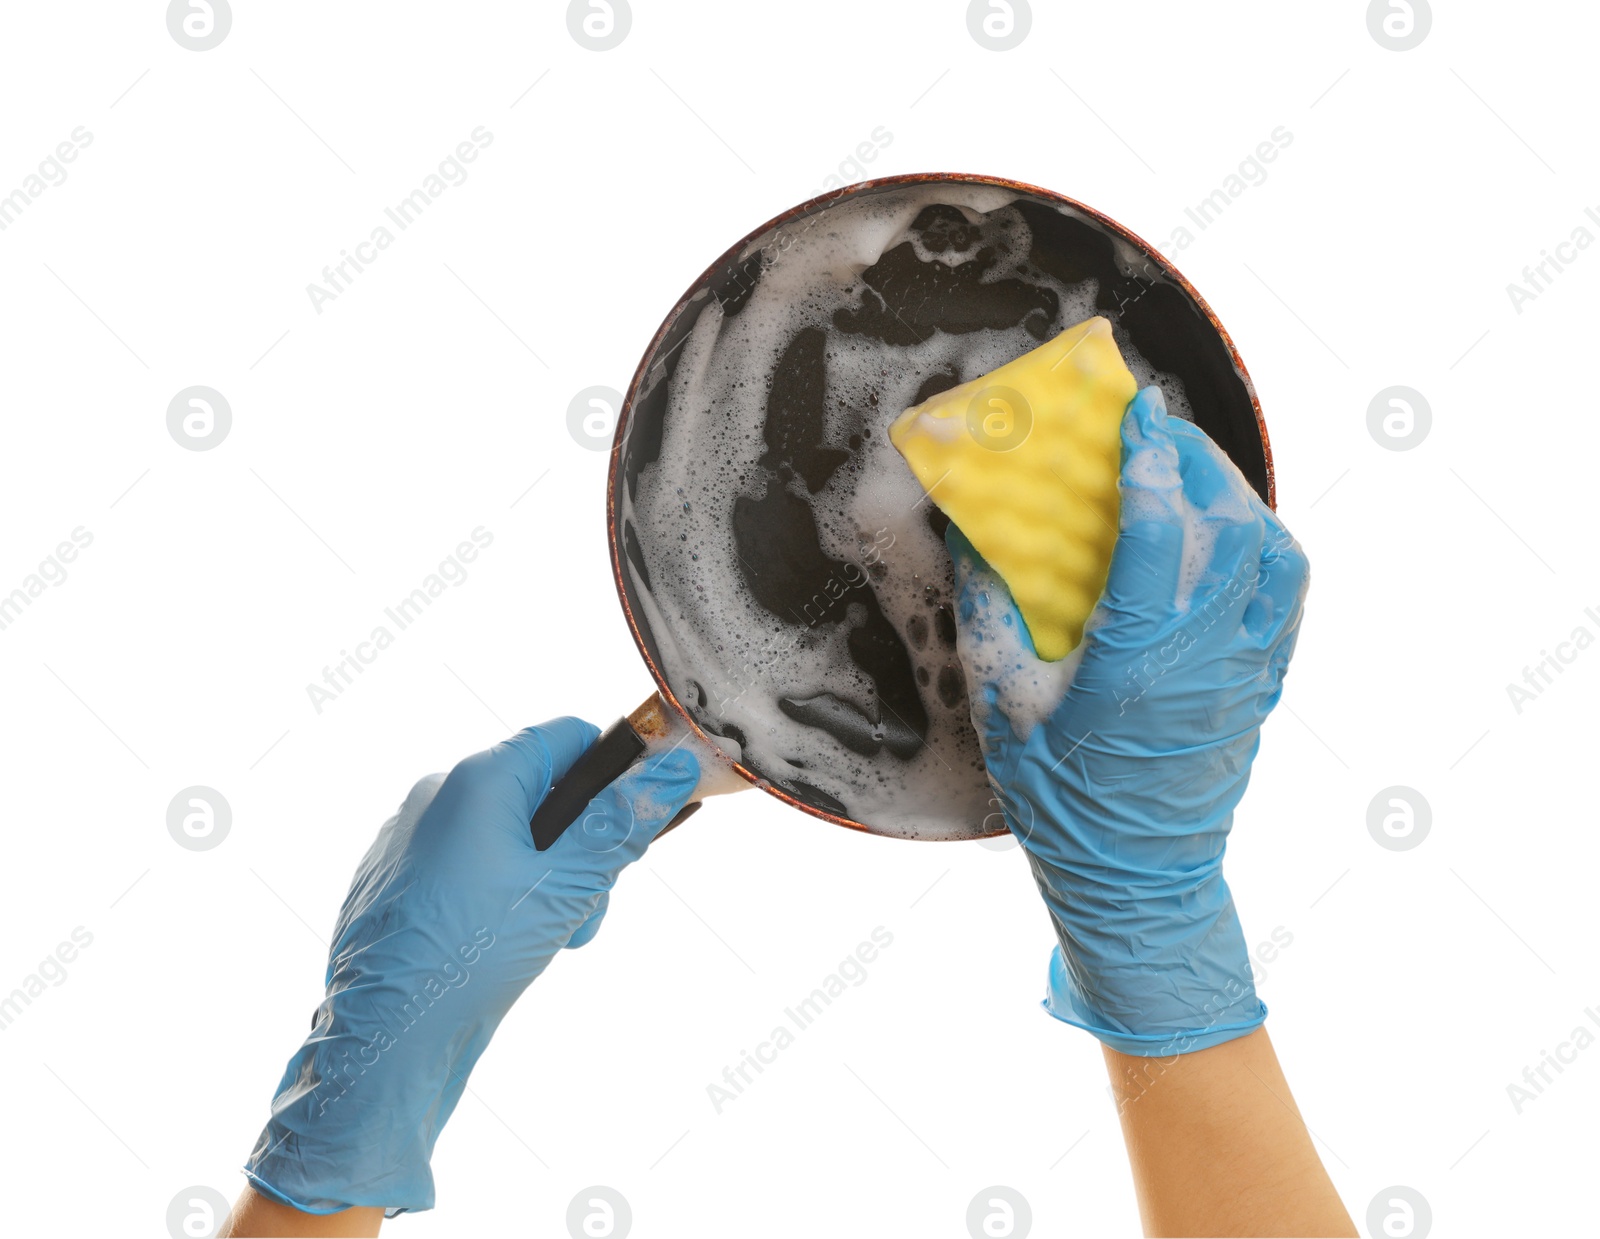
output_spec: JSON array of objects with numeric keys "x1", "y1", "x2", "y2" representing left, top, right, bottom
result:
[{"x1": 530, "y1": 694, "x2": 685, "y2": 849}]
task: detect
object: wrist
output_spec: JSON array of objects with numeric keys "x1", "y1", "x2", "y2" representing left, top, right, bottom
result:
[{"x1": 222, "y1": 1184, "x2": 383, "y2": 1236}]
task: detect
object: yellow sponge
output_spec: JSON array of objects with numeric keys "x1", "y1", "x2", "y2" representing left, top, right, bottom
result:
[{"x1": 888, "y1": 316, "x2": 1136, "y2": 661}]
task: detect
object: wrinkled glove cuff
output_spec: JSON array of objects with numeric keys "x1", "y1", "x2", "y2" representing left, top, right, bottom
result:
[
  {"x1": 241, "y1": 1161, "x2": 422, "y2": 1220},
  {"x1": 244, "y1": 1121, "x2": 433, "y2": 1217},
  {"x1": 242, "y1": 1059, "x2": 440, "y2": 1218},
  {"x1": 1040, "y1": 942, "x2": 1266, "y2": 1056}
]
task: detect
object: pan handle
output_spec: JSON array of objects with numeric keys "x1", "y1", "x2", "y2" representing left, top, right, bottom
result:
[{"x1": 530, "y1": 694, "x2": 692, "y2": 850}]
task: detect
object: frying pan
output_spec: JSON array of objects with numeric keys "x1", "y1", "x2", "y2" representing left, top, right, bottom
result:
[{"x1": 531, "y1": 173, "x2": 1273, "y2": 849}]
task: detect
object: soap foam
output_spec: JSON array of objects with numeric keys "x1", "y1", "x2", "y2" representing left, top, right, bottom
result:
[
  {"x1": 950, "y1": 548, "x2": 1084, "y2": 745},
  {"x1": 621, "y1": 183, "x2": 1198, "y2": 839}
]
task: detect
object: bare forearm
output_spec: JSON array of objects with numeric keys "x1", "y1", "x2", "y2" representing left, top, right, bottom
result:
[
  {"x1": 1104, "y1": 1026, "x2": 1355, "y2": 1238},
  {"x1": 221, "y1": 1186, "x2": 383, "y2": 1237}
]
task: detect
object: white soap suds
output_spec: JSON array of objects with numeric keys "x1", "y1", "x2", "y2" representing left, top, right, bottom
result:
[
  {"x1": 619, "y1": 184, "x2": 1203, "y2": 839},
  {"x1": 949, "y1": 549, "x2": 1083, "y2": 744}
]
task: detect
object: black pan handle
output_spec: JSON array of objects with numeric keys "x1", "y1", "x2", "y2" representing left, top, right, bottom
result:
[
  {"x1": 530, "y1": 694, "x2": 687, "y2": 850},
  {"x1": 530, "y1": 716, "x2": 645, "y2": 849}
]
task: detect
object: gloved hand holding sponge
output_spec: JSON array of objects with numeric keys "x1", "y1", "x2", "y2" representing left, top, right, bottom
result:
[{"x1": 890, "y1": 317, "x2": 1309, "y2": 1057}]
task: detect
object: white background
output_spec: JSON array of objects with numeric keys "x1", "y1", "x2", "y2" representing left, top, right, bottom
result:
[{"x1": 1, "y1": 2, "x2": 1594, "y2": 1236}]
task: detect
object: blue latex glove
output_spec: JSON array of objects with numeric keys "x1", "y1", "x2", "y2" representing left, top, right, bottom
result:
[
  {"x1": 244, "y1": 719, "x2": 700, "y2": 1215},
  {"x1": 947, "y1": 387, "x2": 1309, "y2": 1057}
]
